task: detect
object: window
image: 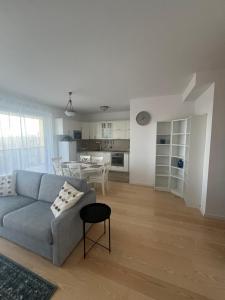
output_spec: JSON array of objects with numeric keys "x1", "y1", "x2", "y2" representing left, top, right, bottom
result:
[{"x1": 0, "y1": 112, "x2": 49, "y2": 175}]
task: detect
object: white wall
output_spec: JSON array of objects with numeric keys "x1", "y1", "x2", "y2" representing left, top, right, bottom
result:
[
  {"x1": 204, "y1": 71, "x2": 225, "y2": 218},
  {"x1": 184, "y1": 114, "x2": 207, "y2": 209},
  {"x1": 129, "y1": 95, "x2": 194, "y2": 186},
  {"x1": 194, "y1": 83, "x2": 214, "y2": 214}
]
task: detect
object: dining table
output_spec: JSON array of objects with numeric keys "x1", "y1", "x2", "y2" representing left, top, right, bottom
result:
[{"x1": 61, "y1": 161, "x2": 104, "y2": 178}]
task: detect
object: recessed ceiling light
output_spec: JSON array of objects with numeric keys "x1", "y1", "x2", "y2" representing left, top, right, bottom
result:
[{"x1": 100, "y1": 105, "x2": 111, "y2": 112}]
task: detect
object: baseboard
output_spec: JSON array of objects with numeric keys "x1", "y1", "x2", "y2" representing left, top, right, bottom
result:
[
  {"x1": 204, "y1": 212, "x2": 225, "y2": 221},
  {"x1": 128, "y1": 182, "x2": 153, "y2": 188}
]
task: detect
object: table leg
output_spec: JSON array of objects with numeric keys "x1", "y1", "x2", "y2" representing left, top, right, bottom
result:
[
  {"x1": 104, "y1": 220, "x2": 106, "y2": 234},
  {"x1": 109, "y1": 217, "x2": 111, "y2": 253},
  {"x1": 83, "y1": 221, "x2": 86, "y2": 259}
]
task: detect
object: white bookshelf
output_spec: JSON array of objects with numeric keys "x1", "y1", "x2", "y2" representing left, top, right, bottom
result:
[
  {"x1": 155, "y1": 122, "x2": 171, "y2": 191},
  {"x1": 155, "y1": 117, "x2": 191, "y2": 198}
]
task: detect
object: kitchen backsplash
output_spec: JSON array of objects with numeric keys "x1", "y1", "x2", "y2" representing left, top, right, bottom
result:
[{"x1": 77, "y1": 139, "x2": 130, "y2": 152}]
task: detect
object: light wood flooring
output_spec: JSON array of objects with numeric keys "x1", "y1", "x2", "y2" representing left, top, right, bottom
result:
[{"x1": 1, "y1": 182, "x2": 225, "y2": 299}]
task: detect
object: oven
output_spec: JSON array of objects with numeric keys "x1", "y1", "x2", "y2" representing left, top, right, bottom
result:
[{"x1": 111, "y1": 152, "x2": 124, "y2": 167}]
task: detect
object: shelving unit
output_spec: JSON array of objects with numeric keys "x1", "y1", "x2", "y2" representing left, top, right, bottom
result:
[
  {"x1": 155, "y1": 122, "x2": 171, "y2": 191},
  {"x1": 155, "y1": 117, "x2": 191, "y2": 198}
]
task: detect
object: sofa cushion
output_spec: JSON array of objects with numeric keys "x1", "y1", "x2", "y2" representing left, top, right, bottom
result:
[
  {"x1": 51, "y1": 181, "x2": 84, "y2": 218},
  {"x1": 3, "y1": 201, "x2": 54, "y2": 245},
  {"x1": 0, "y1": 196, "x2": 35, "y2": 225},
  {"x1": 0, "y1": 174, "x2": 17, "y2": 197},
  {"x1": 38, "y1": 174, "x2": 90, "y2": 203},
  {"x1": 15, "y1": 170, "x2": 44, "y2": 200}
]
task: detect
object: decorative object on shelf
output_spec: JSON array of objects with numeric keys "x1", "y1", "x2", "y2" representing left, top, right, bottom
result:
[
  {"x1": 160, "y1": 138, "x2": 166, "y2": 144},
  {"x1": 65, "y1": 91, "x2": 76, "y2": 117},
  {"x1": 136, "y1": 111, "x2": 151, "y2": 126},
  {"x1": 177, "y1": 159, "x2": 184, "y2": 169}
]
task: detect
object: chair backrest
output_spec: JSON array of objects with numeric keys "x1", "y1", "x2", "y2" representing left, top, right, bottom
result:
[
  {"x1": 52, "y1": 157, "x2": 63, "y2": 176},
  {"x1": 80, "y1": 155, "x2": 91, "y2": 163},
  {"x1": 61, "y1": 166, "x2": 71, "y2": 177},
  {"x1": 68, "y1": 163, "x2": 82, "y2": 179},
  {"x1": 92, "y1": 156, "x2": 104, "y2": 165},
  {"x1": 104, "y1": 162, "x2": 110, "y2": 178}
]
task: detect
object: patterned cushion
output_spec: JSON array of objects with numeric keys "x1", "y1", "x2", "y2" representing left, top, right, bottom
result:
[
  {"x1": 51, "y1": 181, "x2": 84, "y2": 218},
  {"x1": 0, "y1": 174, "x2": 17, "y2": 197}
]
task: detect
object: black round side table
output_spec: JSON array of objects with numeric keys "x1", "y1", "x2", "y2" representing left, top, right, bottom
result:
[{"x1": 80, "y1": 203, "x2": 111, "y2": 258}]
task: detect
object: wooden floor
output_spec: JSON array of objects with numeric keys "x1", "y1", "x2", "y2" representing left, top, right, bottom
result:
[{"x1": 1, "y1": 182, "x2": 225, "y2": 299}]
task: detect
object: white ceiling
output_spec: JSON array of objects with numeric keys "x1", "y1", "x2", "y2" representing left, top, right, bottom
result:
[{"x1": 0, "y1": 0, "x2": 225, "y2": 113}]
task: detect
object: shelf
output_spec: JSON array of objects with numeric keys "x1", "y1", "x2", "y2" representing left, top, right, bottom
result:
[
  {"x1": 171, "y1": 175, "x2": 184, "y2": 181},
  {"x1": 157, "y1": 134, "x2": 171, "y2": 136},
  {"x1": 172, "y1": 133, "x2": 186, "y2": 135},
  {"x1": 171, "y1": 155, "x2": 184, "y2": 159},
  {"x1": 155, "y1": 117, "x2": 190, "y2": 199},
  {"x1": 171, "y1": 166, "x2": 184, "y2": 170},
  {"x1": 172, "y1": 118, "x2": 187, "y2": 122}
]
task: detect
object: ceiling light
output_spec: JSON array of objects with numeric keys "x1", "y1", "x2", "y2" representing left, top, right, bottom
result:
[
  {"x1": 65, "y1": 92, "x2": 76, "y2": 117},
  {"x1": 100, "y1": 105, "x2": 110, "y2": 112}
]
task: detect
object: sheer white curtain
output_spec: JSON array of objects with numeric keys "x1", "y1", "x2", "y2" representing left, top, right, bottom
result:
[{"x1": 0, "y1": 93, "x2": 55, "y2": 175}]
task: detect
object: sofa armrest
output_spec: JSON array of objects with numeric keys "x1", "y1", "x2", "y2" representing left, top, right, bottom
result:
[{"x1": 51, "y1": 190, "x2": 96, "y2": 266}]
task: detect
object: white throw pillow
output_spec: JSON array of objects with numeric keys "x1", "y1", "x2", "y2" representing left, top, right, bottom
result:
[
  {"x1": 0, "y1": 174, "x2": 17, "y2": 197},
  {"x1": 51, "y1": 181, "x2": 84, "y2": 218}
]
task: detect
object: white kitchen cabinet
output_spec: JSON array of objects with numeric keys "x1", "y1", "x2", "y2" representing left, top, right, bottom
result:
[
  {"x1": 55, "y1": 118, "x2": 81, "y2": 136},
  {"x1": 113, "y1": 121, "x2": 123, "y2": 139},
  {"x1": 89, "y1": 122, "x2": 102, "y2": 139},
  {"x1": 125, "y1": 120, "x2": 130, "y2": 139},
  {"x1": 101, "y1": 122, "x2": 113, "y2": 139},
  {"x1": 112, "y1": 120, "x2": 130, "y2": 139},
  {"x1": 80, "y1": 122, "x2": 90, "y2": 139},
  {"x1": 80, "y1": 120, "x2": 130, "y2": 140}
]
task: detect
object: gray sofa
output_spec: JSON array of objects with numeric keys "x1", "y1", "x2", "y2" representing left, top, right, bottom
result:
[{"x1": 0, "y1": 170, "x2": 96, "y2": 266}]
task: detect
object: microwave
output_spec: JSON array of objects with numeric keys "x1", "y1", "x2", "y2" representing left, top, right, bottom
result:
[{"x1": 73, "y1": 130, "x2": 82, "y2": 140}]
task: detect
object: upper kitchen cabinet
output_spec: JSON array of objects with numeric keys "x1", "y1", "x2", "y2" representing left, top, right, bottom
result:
[
  {"x1": 55, "y1": 118, "x2": 81, "y2": 136},
  {"x1": 101, "y1": 122, "x2": 113, "y2": 139},
  {"x1": 80, "y1": 122, "x2": 90, "y2": 139},
  {"x1": 78, "y1": 120, "x2": 130, "y2": 140},
  {"x1": 113, "y1": 120, "x2": 130, "y2": 139},
  {"x1": 90, "y1": 122, "x2": 102, "y2": 139}
]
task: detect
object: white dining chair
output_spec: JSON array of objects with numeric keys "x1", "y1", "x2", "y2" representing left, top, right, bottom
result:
[
  {"x1": 61, "y1": 166, "x2": 71, "y2": 177},
  {"x1": 88, "y1": 163, "x2": 110, "y2": 195},
  {"x1": 68, "y1": 163, "x2": 83, "y2": 179},
  {"x1": 80, "y1": 155, "x2": 91, "y2": 163},
  {"x1": 91, "y1": 156, "x2": 104, "y2": 165},
  {"x1": 52, "y1": 157, "x2": 63, "y2": 176},
  {"x1": 104, "y1": 161, "x2": 110, "y2": 192}
]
